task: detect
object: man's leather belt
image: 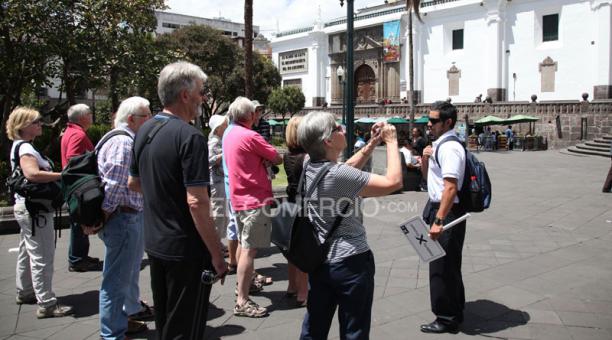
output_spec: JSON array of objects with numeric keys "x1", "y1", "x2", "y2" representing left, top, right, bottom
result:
[
  {"x1": 430, "y1": 202, "x2": 461, "y2": 209},
  {"x1": 118, "y1": 206, "x2": 138, "y2": 214}
]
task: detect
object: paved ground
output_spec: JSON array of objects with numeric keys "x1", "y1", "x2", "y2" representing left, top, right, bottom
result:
[{"x1": 0, "y1": 149, "x2": 611, "y2": 340}]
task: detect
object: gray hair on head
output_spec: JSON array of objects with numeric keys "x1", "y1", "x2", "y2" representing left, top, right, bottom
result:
[
  {"x1": 114, "y1": 96, "x2": 150, "y2": 127},
  {"x1": 157, "y1": 61, "x2": 208, "y2": 107},
  {"x1": 228, "y1": 96, "x2": 255, "y2": 123},
  {"x1": 297, "y1": 111, "x2": 336, "y2": 161},
  {"x1": 67, "y1": 103, "x2": 91, "y2": 123}
]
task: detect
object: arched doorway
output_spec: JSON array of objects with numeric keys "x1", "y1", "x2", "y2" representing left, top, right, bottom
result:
[{"x1": 354, "y1": 64, "x2": 376, "y2": 104}]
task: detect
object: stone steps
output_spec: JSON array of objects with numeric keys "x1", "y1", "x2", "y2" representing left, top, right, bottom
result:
[{"x1": 566, "y1": 135, "x2": 611, "y2": 157}]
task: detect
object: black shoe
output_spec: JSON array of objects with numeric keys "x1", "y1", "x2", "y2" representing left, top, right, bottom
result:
[
  {"x1": 86, "y1": 256, "x2": 101, "y2": 264},
  {"x1": 420, "y1": 320, "x2": 459, "y2": 334},
  {"x1": 69, "y1": 260, "x2": 103, "y2": 272}
]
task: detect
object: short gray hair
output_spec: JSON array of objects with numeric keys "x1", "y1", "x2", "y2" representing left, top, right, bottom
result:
[
  {"x1": 67, "y1": 104, "x2": 91, "y2": 123},
  {"x1": 115, "y1": 96, "x2": 150, "y2": 127},
  {"x1": 157, "y1": 61, "x2": 208, "y2": 107},
  {"x1": 228, "y1": 96, "x2": 255, "y2": 123},
  {"x1": 297, "y1": 111, "x2": 336, "y2": 161}
]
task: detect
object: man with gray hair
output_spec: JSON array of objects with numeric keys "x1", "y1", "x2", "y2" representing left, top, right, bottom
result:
[
  {"x1": 60, "y1": 103, "x2": 102, "y2": 272},
  {"x1": 222, "y1": 96, "x2": 282, "y2": 318},
  {"x1": 96, "y1": 96, "x2": 152, "y2": 339},
  {"x1": 128, "y1": 61, "x2": 227, "y2": 339}
]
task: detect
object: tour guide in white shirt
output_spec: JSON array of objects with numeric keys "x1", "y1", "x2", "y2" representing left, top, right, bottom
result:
[{"x1": 419, "y1": 100, "x2": 467, "y2": 334}]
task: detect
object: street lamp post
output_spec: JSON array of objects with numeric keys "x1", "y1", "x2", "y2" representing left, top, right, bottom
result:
[
  {"x1": 336, "y1": 65, "x2": 346, "y2": 125},
  {"x1": 340, "y1": 0, "x2": 355, "y2": 159}
]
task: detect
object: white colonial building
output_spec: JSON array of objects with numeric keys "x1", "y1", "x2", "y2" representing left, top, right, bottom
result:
[{"x1": 270, "y1": 0, "x2": 612, "y2": 107}]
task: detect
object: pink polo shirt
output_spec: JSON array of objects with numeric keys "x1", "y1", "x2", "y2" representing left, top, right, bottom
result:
[{"x1": 223, "y1": 123, "x2": 279, "y2": 211}]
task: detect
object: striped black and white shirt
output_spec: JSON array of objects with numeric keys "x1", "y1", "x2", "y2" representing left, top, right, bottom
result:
[{"x1": 303, "y1": 161, "x2": 371, "y2": 262}]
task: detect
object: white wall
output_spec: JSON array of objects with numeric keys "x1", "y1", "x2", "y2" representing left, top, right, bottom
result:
[{"x1": 506, "y1": 0, "x2": 596, "y2": 101}]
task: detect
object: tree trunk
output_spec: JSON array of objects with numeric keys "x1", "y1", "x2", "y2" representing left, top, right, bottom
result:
[{"x1": 244, "y1": 0, "x2": 253, "y2": 99}]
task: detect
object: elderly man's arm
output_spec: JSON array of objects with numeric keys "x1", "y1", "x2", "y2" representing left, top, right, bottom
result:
[
  {"x1": 186, "y1": 186, "x2": 228, "y2": 279},
  {"x1": 127, "y1": 176, "x2": 142, "y2": 193}
]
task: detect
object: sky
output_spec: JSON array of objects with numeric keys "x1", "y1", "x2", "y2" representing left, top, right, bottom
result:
[{"x1": 164, "y1": 0, "x2": 395, "y2": 38}]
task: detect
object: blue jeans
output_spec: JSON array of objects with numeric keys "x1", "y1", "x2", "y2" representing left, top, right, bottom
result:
[
  {"x1": 98, "y1": 211, "x2": 144, "y2": 340},
  {"x1": 300, "y1": 250, "x2": 375, "y2": 340},
  {"x1": 68, "y1": 220, "x2": 90, "y2": 265}
]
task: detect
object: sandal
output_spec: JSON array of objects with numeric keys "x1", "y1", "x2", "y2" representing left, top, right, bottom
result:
[
  {"x1": 233, "y1": 299, "x2": 268, "y2": 318},
  {"x1": 253, "y1": 272, "x2": 273, "y2": 286},
  {"x1": 234, "y1": 280, "x2": 263, "y2": 296}
]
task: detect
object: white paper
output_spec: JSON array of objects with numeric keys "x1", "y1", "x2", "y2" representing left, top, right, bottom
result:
[{"x1": 399, "y1": 216, "x2": 446, "y2": 263}]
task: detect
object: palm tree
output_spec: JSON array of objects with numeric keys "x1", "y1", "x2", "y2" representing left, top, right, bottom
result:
[
  {"x1": 406, "y1": 0, "x2": 422, "y2": 137},
  {"x1": 244, "y1": 0, "x2": 253, "y2": 99}
]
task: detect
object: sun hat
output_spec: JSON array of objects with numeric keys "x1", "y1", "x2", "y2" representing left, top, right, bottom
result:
[{"x1": 209, "y1": 114, "x2": 228, "y2": 134}]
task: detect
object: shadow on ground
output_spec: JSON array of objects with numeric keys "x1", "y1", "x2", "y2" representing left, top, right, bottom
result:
[
  {"x1": 60, "y1": 290, "x2": 99, "y2": 318},
  {"x1": 461, "y1": 299, "x2": 530, "y2": 335}
]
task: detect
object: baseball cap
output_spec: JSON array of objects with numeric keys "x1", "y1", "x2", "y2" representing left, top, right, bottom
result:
[{"x1": 252, "y1": 100, "x2": 265, "y2": 109}]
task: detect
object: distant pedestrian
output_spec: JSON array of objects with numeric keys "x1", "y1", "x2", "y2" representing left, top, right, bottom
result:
[{"x1": 505, "y1": 125, "x2": 514, "y2": 150}]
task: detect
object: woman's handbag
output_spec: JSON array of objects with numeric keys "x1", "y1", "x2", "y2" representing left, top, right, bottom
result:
[{"x1": 271, "y1": 161, "x2": 348, "y2": 273}]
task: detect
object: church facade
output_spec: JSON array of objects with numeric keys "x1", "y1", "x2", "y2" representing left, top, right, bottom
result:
[{"x1": 270, "y1": 0, "x2": 612, "y2": 107}]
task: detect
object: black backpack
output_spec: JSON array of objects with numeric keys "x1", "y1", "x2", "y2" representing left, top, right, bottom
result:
[
  {"x1": 435, "y1": 136, "x2": 492, "y2": 212},
  {"x1": 61, "y1": 130, "x2": 131, "y2": 226}
]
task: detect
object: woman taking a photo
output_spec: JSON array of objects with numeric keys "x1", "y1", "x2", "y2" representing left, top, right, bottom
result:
[
  {"x1": 296, "y1": 111, "x2": 402, "y2": 340},
  {"x1": 6, "y1": 107, "x2": 74, "y2": 319}
]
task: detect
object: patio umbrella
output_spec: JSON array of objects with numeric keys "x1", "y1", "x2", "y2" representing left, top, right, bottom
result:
[
  {"x1": 475, "y1": 115, "x2": 505, "y2": 126},
  {"x1": 413, "y1": 116, "x2": 429, "y2": 124},
  {"x1": 355, "y1": 117, "x2": 378, "y2": 124},
  {"x1": 505, "y1": 114, "x2": 539, "y2": 124},
  {"x1": 267, "y1": 119, "x2": 281, "y2": 126},
  {"x1": 387, "y1": 117, "x2": 410, "y2": 124}
]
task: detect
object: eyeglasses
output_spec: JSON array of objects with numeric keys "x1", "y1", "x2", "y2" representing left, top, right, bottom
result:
[
  {"x1": 428, "y1": 117, "x2": 442, "y2": 125},
  {"x1": 332, "y1": 124, "x2": 346, "y2": 133},
  {"x1": 31, "y1": 118, "x2": 42, "y2": 125}
]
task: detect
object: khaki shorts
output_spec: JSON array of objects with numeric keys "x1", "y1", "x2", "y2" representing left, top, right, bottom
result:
[
  {"x1": 209, "y1": 184, "x2": 227, "y2": 239},
  {"x1": 235, "y1": 207, "x2": 272, "y2": 249}
]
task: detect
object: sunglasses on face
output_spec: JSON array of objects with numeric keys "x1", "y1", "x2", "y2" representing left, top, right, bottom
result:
[
  {"x1": 31, "y1": 118, "x2": 42, "y2": 125},
  {"x1": 428, "y1": 117, "x2": 443, "y2": 125}
]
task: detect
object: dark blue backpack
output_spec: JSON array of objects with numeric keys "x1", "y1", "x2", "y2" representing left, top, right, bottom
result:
[{"x1": 435, "y1": 136, "x2": 492, "y2": 212}]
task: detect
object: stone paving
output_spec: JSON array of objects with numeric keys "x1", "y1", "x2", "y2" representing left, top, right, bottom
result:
[{"x1": 0, "y1": 149, "x2": 611, "y2": 340}]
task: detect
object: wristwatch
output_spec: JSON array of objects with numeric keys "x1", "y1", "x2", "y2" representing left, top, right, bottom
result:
[{"x1": 433, "y1": 217, "x2": 444, "y2": 225}]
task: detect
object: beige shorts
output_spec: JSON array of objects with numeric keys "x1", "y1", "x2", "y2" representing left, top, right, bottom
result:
[
  {"x1": 235, "y1": 207, "x2": 272, "y2": 249},
  {"x1": 209, "y1": 184, "x2": 227, "y2": 239}
]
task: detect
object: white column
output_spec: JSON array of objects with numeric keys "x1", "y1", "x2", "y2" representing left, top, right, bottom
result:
[
  {"x1": 309, "y1": 30, "x2": 327, "y2": 106},
  {"x1": 485, "y1": 10, "x2": 504, "y2": 101}
]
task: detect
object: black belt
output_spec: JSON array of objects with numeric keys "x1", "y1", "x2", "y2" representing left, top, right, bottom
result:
[{"x1": 118, "y1": 206, "x2": 139, "y2": 214}]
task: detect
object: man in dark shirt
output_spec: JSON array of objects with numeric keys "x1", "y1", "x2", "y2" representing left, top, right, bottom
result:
[
  {"x1": 252, "y1": 100, "x2": 271, "y2": 142},
  {"x1": 128, "y1": 61, "x2": 227, "y2": 339}
]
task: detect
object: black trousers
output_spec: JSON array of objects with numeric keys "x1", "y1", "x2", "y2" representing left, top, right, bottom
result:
[
  {"x1": 603, "y1": 158, "x2": 612, "y2": 192},
  {"x1": 424, "y1": 203, "x2": 466, "y2": 324},
  {"x1": 149, "y1": 254, "x2": 212, "y2": 340}
]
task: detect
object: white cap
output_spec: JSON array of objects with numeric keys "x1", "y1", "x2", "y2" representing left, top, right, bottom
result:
[
  {"x1": 251, "y1": 100, "x2": 264, "y2": 109},
  {"x1": 209, "y1": 115, "x2": 228, "y2": 134}
]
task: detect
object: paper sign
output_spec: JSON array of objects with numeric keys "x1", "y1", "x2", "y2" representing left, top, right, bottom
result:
[{"x1": 399, "y1": 216, "x2": 446, "y2": 263}]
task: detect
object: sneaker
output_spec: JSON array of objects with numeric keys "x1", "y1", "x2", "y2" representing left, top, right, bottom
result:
[
  {"x1": 16, "y1": 294, "x2": 37, "y2": 305},
  {"x1": 36, "y1": 304, "x2": 74, "y2": 319},
  {"x1": 233, "y1": 299, "x2": 268, "y2": 318},
  {"x1": 126, "y1": 319, "x2": 148, "y2": 335},
  {"x1": 69, "y1": 259, "x2": 103, "y2": 272}
]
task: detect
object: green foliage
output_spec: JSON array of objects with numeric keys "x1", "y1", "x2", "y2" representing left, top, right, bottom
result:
[
  {"x1": 86, "y1": 124, "x2": 113, "y2": 146},
  {"x1": 252, "y1": 53, "x2": 282, "y2": 105},
  {"x1": 267, "y1": 86, "x2": 306, "y2": 117}
]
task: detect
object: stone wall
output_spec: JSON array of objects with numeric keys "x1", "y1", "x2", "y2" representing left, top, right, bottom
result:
[{"x1": 294, "y1": 100, "x2": 612, "y2": 150}]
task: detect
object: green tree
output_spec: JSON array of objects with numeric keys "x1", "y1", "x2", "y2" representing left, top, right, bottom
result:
[
  {"x1": 158, "y1": 25, "x2": 280, "y2": 122},
  {"x1": 267, "y1": 86, "x2": 306, "y2": 123}
]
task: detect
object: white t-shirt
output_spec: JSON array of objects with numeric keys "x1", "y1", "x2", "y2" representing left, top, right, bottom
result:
[
  {"x1": 10, "y1": 141, "x2": 51, "y2": 204},
  {"x1": 427, "y1": 131, "x2": 465, "y2": 203}
]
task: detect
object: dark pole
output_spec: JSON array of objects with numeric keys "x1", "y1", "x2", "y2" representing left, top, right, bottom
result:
[
  {"x1": 343, "y1": 0, "x2": 355, "y2": 159},
  {"x1": 342, "y1": 78, "x2": 346, "y2": 125}
]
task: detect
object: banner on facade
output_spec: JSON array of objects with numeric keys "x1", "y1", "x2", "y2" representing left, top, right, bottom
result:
[{"x1": 383, "y1": 20, "x2": 401, "y2": 63}]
